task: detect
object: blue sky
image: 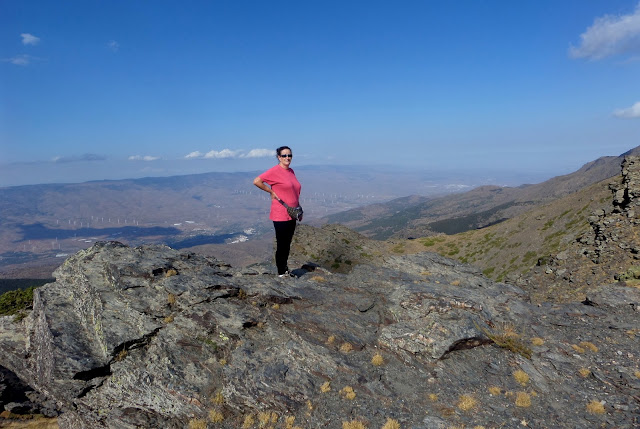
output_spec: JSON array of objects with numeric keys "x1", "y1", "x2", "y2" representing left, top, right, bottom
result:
[{"x1": 1, "y1": 0, "x2": 639, "y2": 186}]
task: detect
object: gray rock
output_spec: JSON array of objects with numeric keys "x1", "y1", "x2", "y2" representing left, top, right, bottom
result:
[{"x1": 1, "y1": 241, "x2": 639, "y2": 428}]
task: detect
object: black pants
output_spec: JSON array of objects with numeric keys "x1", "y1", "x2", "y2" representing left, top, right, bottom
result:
[{"x1": 273, "y1": 220, "x2": 296, "y2": 275}]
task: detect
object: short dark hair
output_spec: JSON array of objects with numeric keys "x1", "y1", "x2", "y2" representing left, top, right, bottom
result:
[{"x1": 276, "y1": 146, "x2": 292, "y2": 157}]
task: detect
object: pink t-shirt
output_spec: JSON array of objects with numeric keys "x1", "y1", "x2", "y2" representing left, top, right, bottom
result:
[{"x1": 259, "y1": 165, "x2": 302, "y2": 221}]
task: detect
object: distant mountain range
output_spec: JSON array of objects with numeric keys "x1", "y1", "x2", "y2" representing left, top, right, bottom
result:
[{"x1": 321, "y1": 145, "x2": 640, "y2": 239}]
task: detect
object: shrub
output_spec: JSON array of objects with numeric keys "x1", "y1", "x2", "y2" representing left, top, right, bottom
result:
[
  {"x1": 0, "y1": 286, "x2": 36, "y2": 320},
  {"x1": 476, "y1": 322, "x2": 532, "y2": 359}
]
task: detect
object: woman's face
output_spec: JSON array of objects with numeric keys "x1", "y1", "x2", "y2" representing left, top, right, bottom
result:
[{"x1": 278, "y1": 149, "x2": 292, "y2": 168}]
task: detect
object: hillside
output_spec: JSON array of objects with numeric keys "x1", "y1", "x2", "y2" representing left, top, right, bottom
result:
[
  {"x1": 396, "y1": 177, "x2": 612, "y2": 283},
  {"x1": 323, "y1": 145, "x2": 640, "y2": 239},
  {"x1": 396, "y1": 156, "x2": 640, "y2": 302}
]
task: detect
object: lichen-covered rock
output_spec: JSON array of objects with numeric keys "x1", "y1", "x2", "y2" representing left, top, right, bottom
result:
[{"x1": 0, "y1": 241, "x2": 639, "y2": 428}]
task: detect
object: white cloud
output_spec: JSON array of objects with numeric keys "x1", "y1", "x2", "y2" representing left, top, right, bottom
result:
[
  {"x1": 4, "y1": 54, "x2": 33, "y2": 66},
  {"x1": 21, "y1": 33, "x2": 40, "y2": 45},
  {"x1": 242, "y1": 148, "x2": 275, "y2": 158},
  {"x1": 107, "y1": 40, "x2": 119, "y2": 52},
  {"x1": 52, "y1": 154, "x2": 107, "y2": 163},
  {"x1": 204, "y1": 149, "x2": 239, "y2": 158},
  {"x1": 185, "y1": 148, "x2": 277, "y2": 159},
  {"x1": 128, "y1": 155, "x2": 160, "y2": 161},
  {"x1": 185, "y1": 151, "x2": 204, "y2": 159},
  {"x1": 613, "y1": 101, "x2": 640, "y2": 118},
  {"x1": 569, "y1": 2, "x2": 640, "y2": 60}
]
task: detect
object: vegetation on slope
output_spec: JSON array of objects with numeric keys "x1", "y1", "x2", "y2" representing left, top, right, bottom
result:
[{"x1": 395, "y1": 178, "x2": 613, "y2": 283}]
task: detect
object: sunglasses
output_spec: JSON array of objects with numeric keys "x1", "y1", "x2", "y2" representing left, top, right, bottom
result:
[{"x1": 279, "y1": 154, "x2": 293, "y2": 158}]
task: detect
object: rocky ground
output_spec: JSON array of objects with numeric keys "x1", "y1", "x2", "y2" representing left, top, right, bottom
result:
[{"x1": 0, "y1": 240, "x2": 638, "y2": 428}]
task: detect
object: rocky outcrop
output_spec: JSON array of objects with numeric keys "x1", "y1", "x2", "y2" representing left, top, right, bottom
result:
[
  {"x1": 588, "y1": 156, "x2": 640, "y2": 264},
  {"x1": 1, "y1": 241, "x2": 639, "y2": 428},
  {"x1": 517, "y1": 156, "x2": 640, "y2": 301}
]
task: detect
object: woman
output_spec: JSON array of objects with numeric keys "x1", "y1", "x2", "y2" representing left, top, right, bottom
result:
[{"x1": 253, "y1": 146, "x2": 301, "y2": 277}]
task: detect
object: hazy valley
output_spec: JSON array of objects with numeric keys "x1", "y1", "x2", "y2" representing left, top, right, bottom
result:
[{"x1": 0, "y1": 165, "x2": 535, "y2": 279}]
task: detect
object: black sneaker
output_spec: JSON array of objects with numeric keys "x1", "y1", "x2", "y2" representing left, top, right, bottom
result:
[{"x1": 278, "y1": 270, "x2": 294, "y2": 278}]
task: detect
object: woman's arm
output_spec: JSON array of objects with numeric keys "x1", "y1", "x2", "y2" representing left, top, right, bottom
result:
[{"x1": 253, "y1": 176, "x2": 278, "y2": 200}]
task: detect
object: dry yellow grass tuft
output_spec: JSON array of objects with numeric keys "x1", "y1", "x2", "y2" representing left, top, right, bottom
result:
[
  {"x1": 310, "y1": 275, "x2": 326, "y2": 282},
  {"x1": 513, "y1": 369, "x2": 529, "y2": 386},
  {"x1": 476, "y1": 322, "x2": 532, "y2": 359},
  {"x1": 531, "y1": 337, "x2": 545, "y2": 346},
  {"x1": 586, "y1": 400, "x2": 606, "y2": 415},
  {"x1": 209, "y1": 410, "x2": 224, "y2": 423},
  {"x1": 488, "y1": 386, "x2": 501, "y2": 396},
  {"x1": 428, "y1": 393, "x2": 438, "y2": 402},
  {"x1": 371, "y1": 353, "x2": 384, "y2": 366},
  {"x1": 381, "y1": 418, "x2": 400, "y2": 429},
  {"x1": 342, "y1": 420, "x2": 367, "y2": 429},
  {"x1": 218, "y1": 358, "x2": 227, "y2": 366},
  {"x1": 571, "y1": 344, "x2": 586, "y2": 353},
  {"x1": 635, "y1": 370, "x2": 640, "y2": 379},
  {"x1": 165, "y1": 268, "x2": 178, "y2": 277},
  {"x1": 114, "y1": 349, "x2": 128, "y2": 362},
  {"x1": 320, "y1": 381, "x2": 331, "y2": 393},
  {"x1": 163, "y1": 314, "x2": 174, "y2": 323},
  {"x1": 340, "y1": 386, "x2": 357, "y2": 400},
  {"x1": 450, "y1": 280, "x2": 461, "y2": 286},
  {"x1": 0, "y1": 419, "x2": 60, "y2": 429},
  {"x1": 272, "y1": 303, "x2": 280, "y2": 310},
  {"x1": 284, "y1": 416, "x2": 296, "y2": 428},
  {"x1": 421, "y1": 271, "x2": 432, "y2": 276},
  {"x1": 257, "y1": 411, "x2": 279, "y2": 427},
  {"x1": 579, "y1": 341, "x2": 598, "y2": 352},
  {"x1": 211, "y1": 391, "x2": 225, "y2": 405},
  {"x1": 578, "y1": 368, "x2": 591, "y2": 377},
  {"x1": 188, "y1": 419, "x2": 206, "y2": 429},
  {"x1": 457, "y1": 394, "x2": 478, "y2": 411},
  {"x1": 327, "y1": 335, "x2": 336, "y2": 344},
  {"x1": 515, "y1": 392, "x2": 531, "y2": 408},
  {"x1": 242, "y1": 414, "x2": 255, "y2": 429},
  {"x1": 167, "y1": 293, "x2": 177, "y2": 305},
  {"x1": 340, "y1": 342, "x2": 353, "y2": 353}
]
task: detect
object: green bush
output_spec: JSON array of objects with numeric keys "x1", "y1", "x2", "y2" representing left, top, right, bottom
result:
[{"x1": 0, "y1": 286, "x2": 36, "y2": 320}]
